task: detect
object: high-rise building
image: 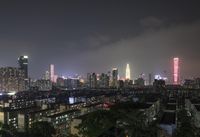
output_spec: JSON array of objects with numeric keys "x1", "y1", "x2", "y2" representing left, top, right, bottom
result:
[
  {"x1": 86, "y1": 73, "x2": 97, "y2": 88},
  {"x1": 0, "y1": 67, "x2": 25, "y2": 92},
  {"x1": 49, "y1": 64, "x2": 55, "y2": 83},
  {"x1": 99, "y1": 73, "x2": 109, "y2": 88},
  {"x1": 18, "y1": 55, "x2": 28, "y2": 78},
  {"x1": 18, "y1": 55, "x2": 29, "y2": 89},
  {"x1": 87, "y1": 73, "x2": 92, "y2": 88},
  {"x1": 112, "y1": 68, "x2": 118, "y2": 88},
  {"x1": 126, "y1": 64, "x2": 130, "y2": 80},
  {"x1": 91, "y1": 73, "x2": 97, "y2": 88},
  {"x1": 44, "y1": 70, "x2": 50, "y2": 80},
  {"x1": 173, "y1": 57, "x2": 180, "y2": 85}
]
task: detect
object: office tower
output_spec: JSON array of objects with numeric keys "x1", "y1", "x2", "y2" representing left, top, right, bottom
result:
[
  {"x1": 87, "y1": 73, "x2": 92, "y2": 88},
  {"x1": 91, "y1": 73, "x2": 97, "y2": 88},
  {"x1": 71, "y1": 78, "x2": 80, "y2": 89},
  {"x1": 45, "y1": 70, "x2": 50, "y2": 80},
  {"x1": 86, "y1": 73, "x2": 97, "y2": 88},
  {"x1": 126, "y1": 64, "x2": 130, "y2": 80},
  {"x1": 64, "y1": 78, "x2": 72, "y2": 89},
  {"x1": 112, "y1": 68, "x2": 118, "y2": 88},
  {"x1": 173, "y1": 57, "x2": 180, "y2": 85},
  {"x1": 99, "y1": 73, "x2": 109, "y2": 88},
  {"x1": 18, "y1": 55, "x2": 28, "y2": 78},
  {"x1": 18, "y1": 55, "x2": 29, "y2": 90},
  {"x1": 49, "y1": 64, "x2": 55, "y2": 83},
  {"x1": 0, "y1": 67, "x2": 25, "y2": 92}
]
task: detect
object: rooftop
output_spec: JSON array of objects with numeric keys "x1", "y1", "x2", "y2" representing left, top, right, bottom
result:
[{"x1": 47, "y1": 109, "x2": 80, "y2": 118}]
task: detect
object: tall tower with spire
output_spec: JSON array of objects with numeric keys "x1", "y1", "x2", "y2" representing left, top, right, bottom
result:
[{"x1": 126, "y1": 63, "x2": 130, "y2": 80}]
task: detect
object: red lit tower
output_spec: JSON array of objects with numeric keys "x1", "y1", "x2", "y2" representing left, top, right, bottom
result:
[{"x1": 173, "y1": 57, "x2": 180, "y2": 85}]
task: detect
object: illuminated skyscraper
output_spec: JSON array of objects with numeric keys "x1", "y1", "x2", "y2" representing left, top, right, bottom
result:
[
  {"x1": 126, "y1": 63, "x2": 130, "y2": 80},
  {"x1": 49, "y1": 64, "x2": 55, "y2": 83},
  {"x1": 18, "y1": 55, "x2": 28, "y2": 78},
  {"x1": 18, "y1": 55, "x2": 29, "y2": 90},
  {"x1": 173, "y1": 57, "x2": 180, "y2": 85}
]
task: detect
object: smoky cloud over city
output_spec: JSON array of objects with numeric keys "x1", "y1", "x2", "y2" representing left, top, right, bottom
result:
[{"x1": 0, "y1": 0, "x2": 200, "y2": 80}]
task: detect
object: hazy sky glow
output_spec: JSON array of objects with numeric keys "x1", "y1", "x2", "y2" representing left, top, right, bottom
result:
[{"x1": 0, "y1": 0, "x2": 200, "y2": 80}]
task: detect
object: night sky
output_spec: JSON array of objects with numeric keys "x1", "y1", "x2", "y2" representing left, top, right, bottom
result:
[{"x1": 0, "y1": 0, "x2": 200, "y2": 81}]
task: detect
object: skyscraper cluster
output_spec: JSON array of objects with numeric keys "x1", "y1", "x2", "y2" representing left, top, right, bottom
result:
[
  {"x1": 0, "y1": 55, "x2": 184, "y2": 92},
  {"x1": 86, "y1": 65, "x2": 133, "y2": 89}
]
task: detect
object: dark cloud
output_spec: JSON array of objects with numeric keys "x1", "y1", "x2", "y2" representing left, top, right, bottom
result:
[
  {"x1": 76, "y1": 20, "x2": 200, "y2": 81},
  {"x1": 140, "y1": 16, "x2": 166, "y2": 28},
  {"x1": 0, "y1": 1, "x2": 200, "y2": 81}
]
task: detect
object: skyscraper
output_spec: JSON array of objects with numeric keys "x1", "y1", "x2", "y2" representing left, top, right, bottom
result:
[
  {"x1": 49, "y1": 64, "x2": 55, "y2": 83},
  {"x1": 44, "y1": 70, "x2": 50, "y2": 80},
  {"x1": 112, "y1": 68, "x2": 118, "y2": 88},
  {"x1": 87, "y1": 73, "x2": 92, "y2": 88},
  {"x1": 173, "y1": 57, "x2": 180, "y2": 85},
  {"x1": 18, "y1": 55, "x2": 28, "y2": 78},
  {"x1": 91, "y1": 73, "x2": 97, "y2": 88},
  {"x1": 99, "y1": 73, "x2": 109, "y2": 88},
  {"x1": 18, "y1": 55, "x2": 29, "y2": 90},
  {"x1": 86, "y1": 73, "x2": 97, "y2": 88},
  {"x1": 126, "y1": 63, "x2": 130, "y2": 80}
]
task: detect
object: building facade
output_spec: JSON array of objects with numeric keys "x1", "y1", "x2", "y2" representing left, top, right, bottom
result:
[{"x1": 0, "y1": 67, "x2": 25, "y2": 92}]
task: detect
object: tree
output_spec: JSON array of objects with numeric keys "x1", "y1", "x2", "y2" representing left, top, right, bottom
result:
[
  {"x1": 0, "y1": 123, "x2": 17, "y2": 137},
  {"x1": 77, "y1": 110, "x2": 115, "y2": 137},
  {"x1": 110, "y1": 102, "x2": 150, "y2": 137},
  {"x1": 77, "y1": 102, "x2": 158, "y2": 137},
  {"x1": 29, "y1": 121, "x2": 56, "y2": 137},
  {"x1": 176, "y1": 109, "x2": 195, "y2": 137}
]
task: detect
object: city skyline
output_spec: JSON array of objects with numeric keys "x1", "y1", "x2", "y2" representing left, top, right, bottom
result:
[
  {"x1": 0, "y1": 1, "x2": 200, "y2": 137},
  {"x1": 0, "y1": 55, "x2": 182, "y2": 82},
  {"x1": 0, "y1": 1, "x2": 200, "y2": 79}
]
